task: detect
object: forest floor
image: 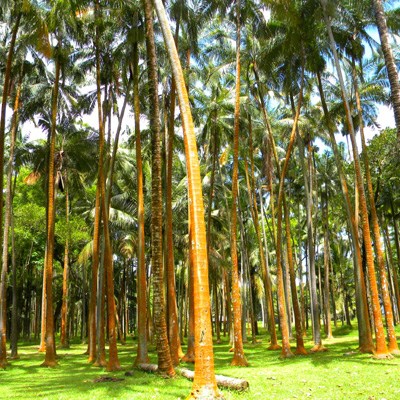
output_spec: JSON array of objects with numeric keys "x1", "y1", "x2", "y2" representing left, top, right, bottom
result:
[{"x1": 1, "y1": 324, "x2": 399, "y2": 399}]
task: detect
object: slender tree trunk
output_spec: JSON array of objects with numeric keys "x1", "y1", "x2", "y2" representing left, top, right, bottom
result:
[
  {"x1": 322, "y1": 186, "x2": 333, "y2": 340},
  {"x1": 322, "y1": 1, "x2": 390, "y2": 357},
  {"x1": 61, "y1": 172, "x2": 70, "y2": 349},
  {"x1": 316, "y1": 71, "x2": 373, "y2": 353},
  {"x1": 0, "y1": 11, "x2": 21, "y2": 368},
  {"x1": 166, "y1": 59, "x2": 184, "y2": 366},
  {"x1": 372, "y1": 0, "x2": 400, "y2": 142},
  {"x1": 3, "y1": 67, "x2": 22, "y2": 362},
  {"x1": 297, "y1": 135, "x2": 324, "y2": 351},
  {"x1": 274, "y1": 71, "x2": 304, "y2": 359},
  {"x1": 132, "y1": 42, "x2": 149, "y2": 365},
  {"x1": 144, "y1": 0, "x2": 174, "y2": 377},
  {"x1": 228, "y1": 0, "x2": 248, "y2": 367},
  {"x1": 153, "y1": 0, "x2": 221, "y2": 396},
  {"x1": 94, "y1": 1, "x2": 120, "y2": 371},
  {"x1": 383, "y1": 215, "x2": 400, "y2": 321},
  {"x1": 41, "y1": 56, "x2": 61, "y2": 368},
  {"x1": 353, "y1": 66, "x2": 399, "y2": 353},
  {"x1": 245, "y1": 119, "x2": 280, "y2": 351},
  {"x1": 88, "y1": 183, "x2": 101, "y2": 362}
]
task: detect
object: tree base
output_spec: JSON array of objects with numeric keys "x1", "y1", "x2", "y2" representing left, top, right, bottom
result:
[
  {"x1": 279, "y1": 349, "x2": 295, "y2": 359},
  {"x1": 295, "y1": 347, "x2": 307, "y2": 355},
  {"x1": 106, "y1": 361, "x2": 122, "y2": 372},
  {"x1": 41, "y1": 360, "x2": 58, "y2": 368},
  {"x1": 37, "y1": 345, "x2": 46, "y2": 353},
  {"x1": 186, "y1": 385, "x2": 225, "y2": 400},
  {"x1": 182, "y1": 353, "x2": 195, "y2": 363},
  {"x1": 372, "y1": 352, "x2": 394, "y2": 360},
  {"x1": 267, "y1": 343, "x2": 282, "y2": 351},
  {"x1": 230, "y1": 355, "x2": 248, "y2": 367},
  {"x1": 310, "y1": 344, "x2": 328, "y2": 352},
  {"x1": 388, "y1": 347, "x2": 400, "y2": 356},
  {"x1": 326, "y1": 334, "x2": 334, "y2": 340},
  {"x1": 93, "y1": 358, "x2": 107, "y2": 367},
  {"x1": 358, "y1": 344, "x2": 375, "y2": 354}
]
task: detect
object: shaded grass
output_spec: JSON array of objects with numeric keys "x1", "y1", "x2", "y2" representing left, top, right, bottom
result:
[{"x1": 1, "y1": 325, "x2": 400, "y2": 399}]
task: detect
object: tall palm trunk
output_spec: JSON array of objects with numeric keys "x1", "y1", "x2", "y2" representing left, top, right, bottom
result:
[
  {"x1": 297, "y1": 135, "x2": 324, "y2": 351},
  {"x1": 132, "y1": 43, "x2": 149, "y2": 365},
  {"x1": 41, "y1": 56, "x2": 61, "y2": 368},
  {"x1": 252, "y1": 65, "x2": 283, "y2": 348},
  {"x1": 228, "y1": 0, "x2": 248, "y2": 367},
  {"x1": 1, "y1": 65, "x2": 22, "y2": 364},
  {"x1": 322, "y1": 186, "x2": 333, "y2": 339},
  {"x1": 245, "y1": 119, "x2": 281, "y2": 351},
  {"x1": 275, "y1": 70, "x2": 304, "y2": 359},
  {"x1": 153, "y1": 0, "x2": 221, "y2": 396},
  {"x1": 88, "y1": 183, "x2": 101, "y2": 362},
  {"x1": 144, "y1": 0, "x2": 174, "y2": 377},
  {"x1": 316, "y1": 71, "x2": 373, "y2": 353},
  {"x1": 322, "y1": 0, "x2": 390, "y2": 357},
  {"x1": 353, "y1": 67, "x2": 399, "y2": 354},
  {"x1": 94, "y1": 0, "x2": 120, "y2": 371},
  {"x1": 372, "y1": 0, "x2": 400, "y2": 142},
  {"x1": 166, "y1": 55, "x2": 184, "y2": 365},
  {"x1": 61, "y1": 172, "x2": 70, "y2": 349},
  {"x1": 0, "y1": 11, "x2": 21, "y2": 368}
]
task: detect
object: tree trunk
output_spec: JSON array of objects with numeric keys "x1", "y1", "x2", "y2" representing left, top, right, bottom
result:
[
  {"x1": 132, "y1": 42, "x2": 149, "y2": 365},
  {"x1": 41, "y1": 56, "x2": 61, "y2": 368},
  {"x1": 94, "y1": 1, "x2": 120, "y2": 371},
  {"x1": 322, "y1": 1, "x2": 390, "y2": 357},
  {"x1": 166, "y1": 59, "x2": 184, "y2": 366},
  {"x1": 153, "y1": 0, "x2": 221, "y2": 396},
  {"x1": 4, "y1": 67, "x2": 22, "y2": 362},
  {"x1": 322, "y1": 187, "x2": 333, "y2": 339},
  {"x1": 61, "y1": 172, "x2": 70, "y2": 349},
  {"x1": 0, "y1": 11, "x2": 21, "y2": 368},
  {"x1": 372, "y1": 0, "x2": 400, "y2": 142},
  {"x1": 353, "y1": 65, "x2": 399, "y2": 353},
  {"x1": 228, "y1": 0, "x2": 248, "y2": 367},
  {"x1": 316, "y1": 70, "x2": 373, "y2": 353},
  {"x1": 144, "y1": 0, "x2": 174, "y2": 377},
  {"x1": 274, "y1": 71, "x2": 304, "y2": 359}
]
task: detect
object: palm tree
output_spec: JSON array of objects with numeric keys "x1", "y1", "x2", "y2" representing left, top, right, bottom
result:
[
  {"x1": 371, "y1": 0, "x2": 400, "y2": 143},
  {"x1": 0, "y1": 4, "x2": 22, "y2": 368},
  {"x1": 229, "y1": 0, "x2": 248, "y2": 367},
  {"x1": 321, "y1": 0, "x2": 390, "y2": 358},
  {"x1": 144, "y1": 0, "x2": 174, "y2": 377},
  {"x1": 153, "y1": 0, "x2": 221, "y2": 397}
]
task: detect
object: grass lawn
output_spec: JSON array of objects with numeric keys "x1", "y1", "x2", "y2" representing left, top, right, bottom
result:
[{"x1": 1, "y1": 325, "x2": 400, "y2": 399}]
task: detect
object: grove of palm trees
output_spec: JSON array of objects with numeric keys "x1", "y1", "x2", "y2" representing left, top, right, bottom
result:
[{"x1": 0, "y1": 0, "x2": 400, "y2": 399}]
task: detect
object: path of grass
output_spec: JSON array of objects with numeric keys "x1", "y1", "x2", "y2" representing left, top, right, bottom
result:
[{"x1": 1, "y1": 325, "x2": 399, "y2": 399}]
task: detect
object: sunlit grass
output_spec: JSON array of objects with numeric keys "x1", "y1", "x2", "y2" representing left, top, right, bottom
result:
[{"x1": 1, "y1": 324, "x2": 399, "y2": 399}]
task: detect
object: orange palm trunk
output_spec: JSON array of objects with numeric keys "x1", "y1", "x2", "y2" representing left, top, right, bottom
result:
[
  {"x1": 353, "y1": 71, "x2": 399, "y2": 354},
  {"x1": 229, "y1": 0, "x2": 248, "y2": 367},
  {"x1": 322, "y1": 3, "x2": 390, "y2": 357},
  {"x1": 153, "y1": 0, "x2": 221, "y2": 396}
]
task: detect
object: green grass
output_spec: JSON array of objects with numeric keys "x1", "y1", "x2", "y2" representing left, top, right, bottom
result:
[{"x1": 1, "y1": 325, "x2": 400, "y2": 399}]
